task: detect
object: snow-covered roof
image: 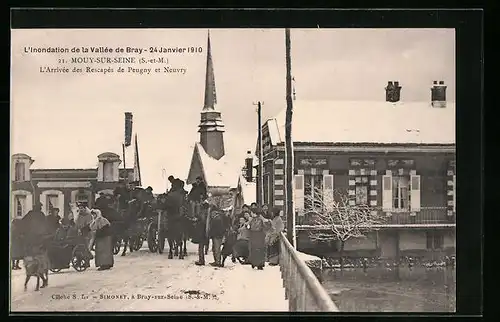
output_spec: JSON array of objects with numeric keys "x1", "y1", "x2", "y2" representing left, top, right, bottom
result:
[
  {"x1": 238, "y1": 174, "x2": 256, "y2": 205},
  {"x1": 268, "y1": 100, "x2": 456, "y2": 145},
  {"x1": 196, "y1": 142, "x2": 241, "y2": 188}
]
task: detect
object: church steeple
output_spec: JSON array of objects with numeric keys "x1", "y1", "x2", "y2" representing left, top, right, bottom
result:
[
  {"x1": 203, "y1": 30, "x2": 217, "y2": 111},
  {"x1": 198, "y1": 30, "x2": 225, "y2": 160}
]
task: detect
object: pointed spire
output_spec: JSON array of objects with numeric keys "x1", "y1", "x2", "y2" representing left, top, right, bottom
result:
[{"x1": 203, "y1": 30, "x2": 217, "y2": 111}]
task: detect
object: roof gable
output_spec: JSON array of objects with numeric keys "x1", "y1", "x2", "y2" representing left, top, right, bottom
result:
[
  {"x1": 187, "y1": 143, "x2": 241, "y2": 188},
  {"x1": 267, "y1": 100, "x2": 455, "y2": 145}
]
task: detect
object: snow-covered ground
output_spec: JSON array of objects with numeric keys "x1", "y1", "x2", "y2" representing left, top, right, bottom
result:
[{"x1": 10, "y1": 241, "x2": 289, "y2": 312}]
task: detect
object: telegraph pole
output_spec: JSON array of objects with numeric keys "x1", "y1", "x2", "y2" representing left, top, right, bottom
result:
[
  {"x1": 254, "y1": 101, "x2": 265, "y2": 206},
  {"x1": 285, "y1": 28, "x2": 296, "y2": 247}
]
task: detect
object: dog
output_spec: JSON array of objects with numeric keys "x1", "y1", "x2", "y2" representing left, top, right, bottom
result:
[{"x1": 23, "y1": 255, "x2": 49, "y2": 291}]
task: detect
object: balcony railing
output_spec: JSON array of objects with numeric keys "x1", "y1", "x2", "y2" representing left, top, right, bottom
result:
[
  {"x1": 279, "y1": 232, "x2": 339, "y2": 312},
  {"x1": 294, "y1": 207, "x2": 455, "y2": 228},
  {"x1": 381, "y1": 207, "x2": 455, "y2": 225}
]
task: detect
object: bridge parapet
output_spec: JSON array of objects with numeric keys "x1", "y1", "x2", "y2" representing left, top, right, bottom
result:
[{"x1": 279, "y1": 232, "x2": 338, "y2": 312}]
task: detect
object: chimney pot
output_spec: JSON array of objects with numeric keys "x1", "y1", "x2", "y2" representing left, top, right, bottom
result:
[
  {"x1": 431, "y1": 80, "x2": 447, "y2": 107},
  {"x1": 386, "y1": 80, "x2": 401, "y2": 103}
]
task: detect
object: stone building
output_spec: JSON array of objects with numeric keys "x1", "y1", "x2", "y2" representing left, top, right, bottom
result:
[
  {"x1": 11, "y1": 152, "x2": 135, "y2": 219},
  {"x1": 257, "y1": 81, "x2": 456, "y2": 260}
]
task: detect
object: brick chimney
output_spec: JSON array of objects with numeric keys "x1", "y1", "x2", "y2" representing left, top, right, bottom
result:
[
  {"x1": 431, "y1": 80, "x2": 447, "y2": 108},
  {"x1": 244, "y1": 151, "x2": 253, "y2": 182},
  {"x1": 385, "y1": 81, "x2": 402, "y2": 102}
]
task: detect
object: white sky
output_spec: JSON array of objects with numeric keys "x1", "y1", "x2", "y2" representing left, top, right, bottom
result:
[{"x1": 10, "y1": 28, "x2": 455, "y2": 192}]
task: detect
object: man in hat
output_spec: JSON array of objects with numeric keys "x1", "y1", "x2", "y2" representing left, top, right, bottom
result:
[
  {"x1": 206, "y1": 205, "x2": 231, "y2": 267},
  {"x1": 194, "y1": 200, "x2": 210, "y2": 266}
]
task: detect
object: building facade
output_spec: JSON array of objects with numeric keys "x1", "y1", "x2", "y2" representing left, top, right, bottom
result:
[
  {"x1": 257, "y1": 81, "x2": 456, "y2": 260},
  {"x1": 11, "y1": 152, "x2": 135, "y2": 219}
]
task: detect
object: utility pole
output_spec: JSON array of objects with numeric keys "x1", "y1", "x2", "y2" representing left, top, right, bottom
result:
[
  {"x1": 285, "y1": 28, "x2": 296, "y2": 247},
  {"x1": 254, "y1": 101, "x2": 265, "y2": 206}
]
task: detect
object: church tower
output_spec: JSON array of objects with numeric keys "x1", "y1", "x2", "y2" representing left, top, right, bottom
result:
[{"x1": 198, "y1": 30, "x2": 226, "y2": 160}]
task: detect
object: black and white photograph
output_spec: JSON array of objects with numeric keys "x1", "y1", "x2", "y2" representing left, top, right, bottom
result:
[{"x1": 10, "y1": 26, "x2": 456, "y2": 312}]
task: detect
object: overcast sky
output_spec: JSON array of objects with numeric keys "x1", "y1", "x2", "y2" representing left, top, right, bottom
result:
[{"x1": 11, "y1": 28, "x2": 455, "y2": 192}]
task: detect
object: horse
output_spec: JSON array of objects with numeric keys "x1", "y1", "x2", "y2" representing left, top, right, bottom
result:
[{"x1": 159, "y1": 190, "x2": 187, "y2": 260}]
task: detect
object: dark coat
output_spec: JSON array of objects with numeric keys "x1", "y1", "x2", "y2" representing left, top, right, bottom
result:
[
  {"x1": 46, "y1": 215, "x2": 61, "y2": 234},
  {"x1": 208, "y1": 212, "x2": 230, "y2": 239},
  {"x1": 191, "y1": 204, "x2": 209, "y2": 244},
  {"x1": 20, "y1": 210, "x2": 52, "y2": 252},
  {"x1": 95, "y1": 224, "x2": 112, "y2": 238},
  {"x1": 188, "y1": 182, "x2": 208, "y2": 202},
  {"x1": 165, "y1": 189, "x2": 184, "y2": 217},
  {"x1": 11, "y1": 218, "x2": 25, "y2": 260}
]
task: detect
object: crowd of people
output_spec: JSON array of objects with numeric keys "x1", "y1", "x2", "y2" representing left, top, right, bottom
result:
[
  {"x1": 11, "y1": 175, "x2": 285, "y2": 280},
  {"x1": 192, "y1": 200, "x2": 285, "y2": 270}
]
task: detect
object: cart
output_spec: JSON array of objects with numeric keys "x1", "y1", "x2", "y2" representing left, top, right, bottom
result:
[
  {"x1": 147, "y1": 210, "x2": 168, "y2": 254},
  {"x1": 47, "y1": 235, "x2": 90, "y2": 273}
]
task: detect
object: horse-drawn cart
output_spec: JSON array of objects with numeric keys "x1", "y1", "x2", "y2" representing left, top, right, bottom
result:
[
  {"x1": 147, "y1": 210, "x2": 168, "y2": 254},
  {"x1": 47, "y1": 234, "x2": 90, "y2": 273}
]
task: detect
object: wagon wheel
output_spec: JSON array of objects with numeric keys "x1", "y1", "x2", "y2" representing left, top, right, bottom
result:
[
  {"x1": 50, "y1": 268, "x2": 62, "y2": 273},
  {"x1": 158, "y1": 229, "x2": 165, "y2": 254},
  {"x1": 113, "y1": 238, "x2": 121, "y2": 255},
  {"x1": 134, "y1": 236, "x2": 144, "y2": 251},
  {"x1": 71, "y1": 244, "x2": 89, "y2": 272},
  {"x1": 147, "y1": 222, "x2": 158, "y2": 253}
]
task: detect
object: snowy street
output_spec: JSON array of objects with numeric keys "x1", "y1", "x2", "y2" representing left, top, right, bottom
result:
[{"x1": 10, "y1": 241, "x2": 288, "y2": 312}]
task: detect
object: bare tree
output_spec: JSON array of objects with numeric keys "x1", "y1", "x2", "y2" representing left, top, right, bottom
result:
[{"x1": 304, "y1": 186, "x2": 387, "y2": 271}]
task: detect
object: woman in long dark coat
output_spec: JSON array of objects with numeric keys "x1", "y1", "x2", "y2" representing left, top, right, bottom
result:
[
  {"x1": 248, "y1": 207, "x2": 271, "y2": 270},
  {"x1": 90, "y1": 209, "x2": 114, "y2": 271},
  {"x1": 11, "y1": 215, "x2": 24, "y2": 270},
  {"x1": 266, "y1": 209, "x2": 284, "y2": 266}
]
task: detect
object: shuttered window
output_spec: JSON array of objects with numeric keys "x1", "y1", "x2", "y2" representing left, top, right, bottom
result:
[
  {"x1": 294, "y1": 174, "x2": 305, "y2": 212},
  {"x1": 323, "y1": 174, "x2": 334, "y2": 209},
  {"x1": 14, "y1": 195, "x2": 26, "y2": 218},
  {"x1": 103, "y1": 162, "x2": 114, "y2": 182},
  {"x1": 392, "y1": 176, "x2": 409, "y2": 210},
  {"x1": 14, "y1": 162, "x2": 25, "y2": 181},
  {"x1": 382, "y1": 174, "x2": 393, "y2": 212},
  {"x1": 47, "y1": 194, "x2": 59, "y2": 214},
  {"x1": 410, "y1": 175, "x2": 421, "y2": 212}
]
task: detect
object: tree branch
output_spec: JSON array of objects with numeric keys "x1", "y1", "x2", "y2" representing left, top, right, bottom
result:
[{"x1": 304, "y1": 187, "x2": 387, "y2": 243}]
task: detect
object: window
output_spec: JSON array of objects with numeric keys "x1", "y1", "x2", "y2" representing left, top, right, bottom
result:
[
  {"x1": 392, "y1": 176, "x2": 409, "y2": 210},
  {"x1": 76, "y1": 194, "x2": 88, "y2": 206},
  {"x1": 426, "y1": 231, "x2": 444, "y2": 250},
  {"x1": 355, "y1": 185, "x2": 368, "y2": 205},
  {"x1": 14, "y1": 195, "x2": 26, "y2": 217},
  {"x1": 14, "y1": 162, "x2": 25, "y2": 181},
  {"x1": 103, "y1": 162, "x2": 114, "y2": 182},
  {"x1": 46, "y1": 194, "x2": 58, "y2": 214},
  {"x1": 304, "y1": 175, "x2": 323, "y2": 211}
]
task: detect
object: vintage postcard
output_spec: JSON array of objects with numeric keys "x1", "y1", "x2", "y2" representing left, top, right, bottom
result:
[{"x1": 10, "y1": 27, "x2": 455, "y2": 312}]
